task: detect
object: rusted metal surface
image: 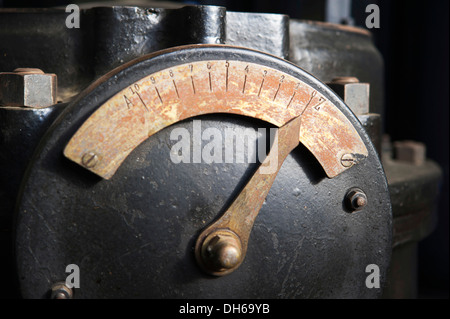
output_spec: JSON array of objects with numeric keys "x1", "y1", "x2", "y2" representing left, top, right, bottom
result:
[
  {"x1": 64, "y1": 56, "x2": 368, "y2": 180},
  {"x1": 195, "y1": 116, "x2": 302, "y2": 276},
  {"x1": 299, "y1": 91, "x2": 368, "y2": 175}
]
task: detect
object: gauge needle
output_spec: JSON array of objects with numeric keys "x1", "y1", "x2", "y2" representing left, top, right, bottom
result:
[{"x1": 195, "y1": 115, "x2": 302, "y2": 276}]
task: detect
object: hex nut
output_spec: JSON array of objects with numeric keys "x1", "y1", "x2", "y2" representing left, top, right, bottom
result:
[
  {"x1": 393, "y1": 140, "x2": 426, "y2": 166},
  {"x1": 0, "y1": 68, "x2": 57, "y2": 107},
  {"x1": 50, "y1": 282, "x2": 73, "y2": 299},
  {"x1": 328, "y1": 77, "x2": 370, "y2": 115},
  {"x1": 345, "y1": 188, "x2": 368, "y2": 212}
]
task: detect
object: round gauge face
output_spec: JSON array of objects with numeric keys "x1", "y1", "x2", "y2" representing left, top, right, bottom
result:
[{"x1": 15, "y1": 45, "x2": 392, "y2": 298}]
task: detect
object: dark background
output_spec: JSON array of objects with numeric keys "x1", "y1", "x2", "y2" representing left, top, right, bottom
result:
[{"x1": 1, "y1": 0, "x2": 448, "y2": 298}]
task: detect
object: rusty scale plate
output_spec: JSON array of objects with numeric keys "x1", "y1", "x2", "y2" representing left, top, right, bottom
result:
[{"x1": 64, "y1": 60, "x2": 367, "y2": 180}]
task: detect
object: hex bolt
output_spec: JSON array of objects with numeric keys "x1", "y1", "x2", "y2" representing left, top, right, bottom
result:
[
  {"x1": 50, "y1": 282, "x2": 73, "y2": 299},
  {"x1": 393, "y1": 140, "x2": 426, "y2": 166},
  {"x1": 81, "y1": 152, "x2": 99, "y2": 168},
  {"x1": 328, "y1": 77, "x2": 370, "y2": 115},
  {"x1": 0, "y1": 68, "x2": 57, "y2": 107},
  {"x1": 340, "y1": 153, "x2": 355, "y2": 167},
  {"x1": 346, "y1": 188, "x2": 368, "y2": 212}
]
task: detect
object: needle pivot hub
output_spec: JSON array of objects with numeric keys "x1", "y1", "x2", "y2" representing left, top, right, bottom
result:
[{"x1": 198, "y1": 229, "x2": 243, "y2": 275}]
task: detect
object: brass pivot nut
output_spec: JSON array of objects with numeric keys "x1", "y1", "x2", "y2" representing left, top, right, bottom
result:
[
  {"x1": 345, "y1": 188, "x2": 368, "y2": 212},
  {"x1": 200, "y1": 230, "x2": 243, "y2": 275}
]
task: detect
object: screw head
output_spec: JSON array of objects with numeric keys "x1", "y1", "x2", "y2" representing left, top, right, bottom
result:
[
  {"x1": 340, "y1": 153, "x2": 355, "y2": 167},
  {"x1": 81, "y1": 152, "x2": 99, "y2": 168}
]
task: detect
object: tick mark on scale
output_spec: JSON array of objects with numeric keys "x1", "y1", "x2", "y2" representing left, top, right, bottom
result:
[
  {"x1": 273, "y1": 75, "x2": 284, "y2": 101},
  {"x1": 191, "y1": 76, "x2": 196, "y2": 94},
  {"x1": 225, "y1": 62, "x2": 229, "y2": 92},
  {"x1": 287, "y1": 91, "x2": 296, "y2": 108},
  {"x1": 155, "y1": 87, "x2": 163, "y2": 104},
  {"x1": 305, "y1": 91, "x2": 317, "y2": 108},
  {"x1": 209, "y1": 72, "x2": 212, "y2": 92},
  {"x1": 136, "y1": 92, "x2": 149, "y2": 112},
  {"x1": 273, "y1": 83, "x2": 282, "y2": 101},
  {"x1": 173, "y1": 80, "x2": 180, "y2": 98},
  {"x1": 258, "y1": 78, "x2": 265, "y2": 97}
]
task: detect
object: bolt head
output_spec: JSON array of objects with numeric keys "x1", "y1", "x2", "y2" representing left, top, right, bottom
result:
[
  {"x1": 0, "y1": 69, "x2": 57, "y2": 107},
  {"x1": 328, "y1": 77, "x2": 370, "y2": 115},
  {"x1": 393, "y1": 140, "x2": 426, "y2": 166},
  {"x1": 50, "y1": 282, "x2": 73, "y2": 299}
]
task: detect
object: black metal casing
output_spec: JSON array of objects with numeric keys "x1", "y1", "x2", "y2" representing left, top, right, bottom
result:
[{"x1": 0, "y1": 4, "x2": 442, "y2": 299}]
